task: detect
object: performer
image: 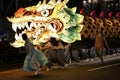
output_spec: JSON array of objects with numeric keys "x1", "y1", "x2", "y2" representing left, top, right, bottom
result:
[
  {"x1": 22, "y1": 33, "x2": 48, "y2": 76},
  {"x1": 94, "y1": 31, "x2": 109, "y2": 64}
]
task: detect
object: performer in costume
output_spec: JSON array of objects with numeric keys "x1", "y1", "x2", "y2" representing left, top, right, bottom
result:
[
  {"x1": 94, "y1": 31, "x2": 109, "y2": 64},
  {"x1": 22, "y1": 33, "x2": 48, "y2": 76}
]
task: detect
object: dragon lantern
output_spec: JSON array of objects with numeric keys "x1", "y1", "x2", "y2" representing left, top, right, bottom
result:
[
  {"x1": 7, "y1": 0, "x2": 84, "y2": 48},
  {"x1": 80, "y1": 12, "x2": 120, "y2": 39}
]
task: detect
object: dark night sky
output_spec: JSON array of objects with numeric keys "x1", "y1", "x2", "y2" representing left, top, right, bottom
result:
[
  {"x1": 0, "y1": 0, "x2": 119, "y2": 17},
  {"x1": 0, "y1": 0, "x2": 83, "y2": 17}
]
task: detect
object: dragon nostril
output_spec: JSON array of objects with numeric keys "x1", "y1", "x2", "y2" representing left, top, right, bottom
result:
[
  {"x1": 51, "y1": 23, "x2": 54, "y2": 26},
  {"x1": 50, "y1": 23, "x2": 55, "y2": 29},
  {"x1": 28, "y1": 22, "x2": 31, "y2": 27}
]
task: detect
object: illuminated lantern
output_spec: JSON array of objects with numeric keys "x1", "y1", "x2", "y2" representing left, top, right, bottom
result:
[
  {"x1": 108, "y1": 11, "x2": 113, "y2": 18},
  {"x1": 99, "y1": 11, "x2": 105, "y2": 19},
  {"x1": 79, "y1": 8, "x2": 85, "y2": 15},
  {"x1": 115, "y1": 12, "x2": 120, "y2": 19},
  {"x1": 90, "y1": 10, "x2": 96, "y2": 17},
  {"x1": 7, "y1": 0, "x2": 84, "y2": 48}
]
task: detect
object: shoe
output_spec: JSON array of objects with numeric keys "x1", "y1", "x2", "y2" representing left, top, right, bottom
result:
[
  {"x1": 35, "y1": 71, "x2": 41, "y2": 78},
  {"x1": 35, "y1": 70, "x2": 39, "y2": 76},
  {"x1": 46, "y1": 67, "x2": 51, "y2": 71},
  {"x1": 90, "y1": 59, "x2": 94, "y2": 62},
  {"x1": 35, "y1": 69, "x2": 41, "y2": 76},
  {"x1": 60, "y1": 66, "x2": 65, "y2": 69},
  {"x1": 64, "y1": 64, "x2": 69, "y2": 67},
  {"x1": 84, "y1": 59, "x2": 89, "y2": 62}
]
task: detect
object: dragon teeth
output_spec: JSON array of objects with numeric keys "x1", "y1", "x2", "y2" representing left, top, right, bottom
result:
[
  {"x1": 48, "y1": 24, "x2": 57, "y2": 32},
  {"x1": 15, "y1": 33, "x2": 19, "y2": 40},
  {"x1": 19, "y1": 33, "x2": 23, "y2": 40},
  {"x1": 15, "y1": 33, "x2": 23, "y2": 40},
  {"x1": 12, "y1": 24, "x2": 17, "y2": 32},
  {"x1": 18, "y1": 24, "x2": 21, "y2": 30}
]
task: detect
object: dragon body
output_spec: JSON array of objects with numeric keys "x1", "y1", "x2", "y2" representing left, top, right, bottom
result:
[{"x1": 7, "y1": 0, "x2": 120, "y2": 48}]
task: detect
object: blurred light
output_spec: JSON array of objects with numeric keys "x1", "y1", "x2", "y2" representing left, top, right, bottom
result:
[
  {"x1": 88, "y1": 0, "x2": 92, "y2": 3},
  {"x1": 93, "y1": 0, "x2": 98, "y2": 3},
  {"x1": 83, "y1": 0, "x2": 88, "y2": 6},
  {"x1": 83, "y1": 0, "x2": 87, "y2": 3}
]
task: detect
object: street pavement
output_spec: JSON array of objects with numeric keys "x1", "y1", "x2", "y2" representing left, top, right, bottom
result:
[
  {"x1": 0, "y1": 53, "x2": 120, "y2": 80},
  {"x1": 71, "y1": 53, "x2": 120, "y2": 65}
]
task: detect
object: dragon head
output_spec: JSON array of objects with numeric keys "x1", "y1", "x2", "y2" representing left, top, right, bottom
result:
[{"x1": 7, "y1": 0, "x2": 84, "y2": 47}]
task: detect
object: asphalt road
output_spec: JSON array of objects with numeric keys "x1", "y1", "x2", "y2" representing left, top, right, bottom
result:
[{"x1": 0, "y1": 57, "x2": 120, "y2": 80}]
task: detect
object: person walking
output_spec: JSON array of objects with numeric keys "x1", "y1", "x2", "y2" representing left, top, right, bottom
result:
[
  {"x1": 94, "y1": 31, "x2": 109, "y2": 64},
  {"x1": 22, "y1": 33, "x2": 48, "y2": 76}
]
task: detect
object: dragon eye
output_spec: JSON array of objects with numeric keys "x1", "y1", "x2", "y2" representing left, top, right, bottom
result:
[{"x1": 41, "y1": 10, "x2": 49, "y2": 17}]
